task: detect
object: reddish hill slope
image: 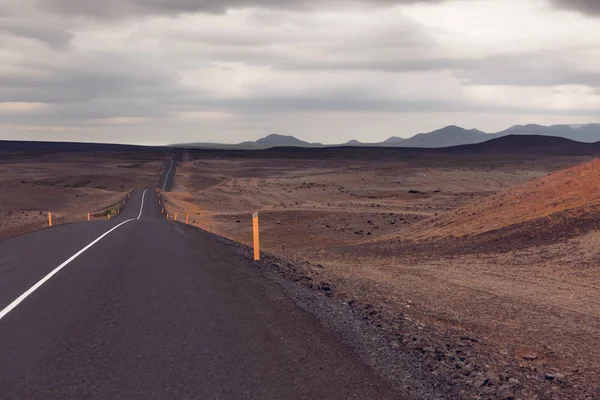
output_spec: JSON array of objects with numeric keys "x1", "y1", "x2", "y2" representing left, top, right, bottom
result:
[{"x1": 410, "y1": 159, "x2": 600, "y2": 238}]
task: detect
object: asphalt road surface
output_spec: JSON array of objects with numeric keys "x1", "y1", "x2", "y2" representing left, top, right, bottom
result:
[{"x1": 0, "y1": 160, "x2": 400, "y2": 399}]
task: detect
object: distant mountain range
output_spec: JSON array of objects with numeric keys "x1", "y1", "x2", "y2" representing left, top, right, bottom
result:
[
  {"x1": 174, "y1": 123, "x2": 600, "y2": 149},
  {"x1": 4, "y1": 134, "x2": 600, "y2": 158},
  {"x1": 240, "y1": 134, "x2": 322, "y2": 148}
]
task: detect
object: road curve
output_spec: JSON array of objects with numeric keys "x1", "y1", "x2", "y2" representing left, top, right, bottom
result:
[
  {"x1": 0, "y1": 163, "x2": 400, "y2": 399},
  {"x1": 160, "y1": 157, "x2": 178, "y2": 192}
]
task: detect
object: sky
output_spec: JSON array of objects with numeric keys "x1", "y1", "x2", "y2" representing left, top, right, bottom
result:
[{"x1": 0, "y1": 0, "x2": 599, "y2": 145}]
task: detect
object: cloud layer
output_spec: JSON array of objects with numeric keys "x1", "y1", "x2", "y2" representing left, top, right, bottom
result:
[
  {"x1": 550, "y1": 0, "x2": 600, "y2": 15},
  {"x1": 0, "y1": 0, "x2": 599, "y2": 144},
  {"x1": 36, "y1": 0, "x2": 451, "y2": 18}
]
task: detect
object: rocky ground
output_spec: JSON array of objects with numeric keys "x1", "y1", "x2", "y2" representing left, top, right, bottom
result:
[
  {"x1": 163, "y1": 151, "x2": 600, "y2": 399},
  {"x1": 0, "y1": 151, "x2": 169, "y2": 239}
]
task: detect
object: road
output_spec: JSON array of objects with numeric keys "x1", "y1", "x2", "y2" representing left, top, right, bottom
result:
[{"x1": 0, "y1": 160, "x2": 399, "y2": 399}]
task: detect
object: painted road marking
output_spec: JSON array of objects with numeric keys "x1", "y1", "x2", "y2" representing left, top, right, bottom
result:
[
  {"x1": 162, "y1": 161, "x2": 174, "y2": 191},
  {"x1": 137, "y1": 189, "x2": 147, "y2": 220},
  {"x1": 0, "y1": 219, "x2": 135, "y2": 322}
]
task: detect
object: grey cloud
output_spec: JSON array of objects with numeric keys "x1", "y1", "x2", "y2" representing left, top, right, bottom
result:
[
  {"x1": 35, "y1": 0, "x2": 449, "y2": 19},
  {"x1": 0, "y1": 56, "x2": 185, "y2": 104},
  {"x1": 252, "y1": 49, "x2": 600, "y2": 88},
  {"x1": 459, "y1": 69, "x2": 600, "y2": 87},
  {"x1": 278, "y1": 57, "x2": 466, "y2": 72},
  {"x1": 455, "y1": 52, "x2": 600, "y2": 87},
  {"x1": 0, "y1": 50, "x2": 202, "y2": 125},
  {"x1": 0, "y1": 20, "x2": 73, "y2": 48},
  {"x1": 194, "y1": 97, "x2": 475, "y2": 113},
  {"x1": 549, "y1": 0, "x2": 600, "y2": 16},
  {"x1": 174, "y1": 95, "x2": 600, "y2": 117}
]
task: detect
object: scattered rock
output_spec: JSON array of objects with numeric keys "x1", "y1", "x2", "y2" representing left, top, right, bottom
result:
[
  {"x1": 295, "y1": 276, "x2": 312, "y2": 282},
  {"x1": 554, "y1": 373, "x2": 566, "y2": 383},
  {"x1": 497, "y1": 384, "x2": 517, "y2": 399}
]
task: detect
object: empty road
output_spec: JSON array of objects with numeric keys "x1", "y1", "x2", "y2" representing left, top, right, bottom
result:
[{"x1": 0, "y1": 160, "x2": 399, "y2": 399}]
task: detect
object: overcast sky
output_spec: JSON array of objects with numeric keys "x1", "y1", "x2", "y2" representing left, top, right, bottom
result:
[{"x1": 1, "y1": 0, "x2": 599, "y2": 145}]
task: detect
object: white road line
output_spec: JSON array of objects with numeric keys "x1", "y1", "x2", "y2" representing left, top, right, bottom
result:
[
  {"x1": 0, "y1": 218, "x2": 135, "y2": 322},
  {"x1": 137, "y1": 189, "x2": 147, "y2": 220},
  {"x1": 162, "y1": 161, "x2": 174, "y2": 191}
]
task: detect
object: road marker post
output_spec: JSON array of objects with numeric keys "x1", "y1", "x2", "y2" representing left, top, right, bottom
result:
[
  {"x1": 48, "y1": 212, "x2": 52, "y2": 227},
  {"x1": 253, "y1": 211, "x2": 260, "y2": 261},
  {"x1": 186, "y1": 213, "x2": 189, "y2": 224},
  {"x1": 166, "y1": 213, "x2": 169, "y2": 220},
  {"x1": 174, "y1": 212, "x2": 178, "y2": 221},
  {"x1": 88, "y1": 213, "x2": 90, "y2": 221},
  {"x1": 108, "y1": 212, "x2": 111, "y2": 220}
]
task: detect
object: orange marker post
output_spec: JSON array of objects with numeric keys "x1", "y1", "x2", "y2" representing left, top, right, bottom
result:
[
  {"x1": 174, "y1": 212, "x2": 178, "y2": 221},
  {"x1": 186, "y1": 213, "x2": 189, "y2": 224},
  {"x1": 48, "y1": 212, "x2": 53, "y2": 227},
  {"x1": 108, "y1": 212, "x2": 111, "y2": 221},
  {"x1": 88, "y1": 212, "x2": 91, "y2": 221},
  {"x1": 252, "y1": 211, "x2": 260, "y2": 261}
]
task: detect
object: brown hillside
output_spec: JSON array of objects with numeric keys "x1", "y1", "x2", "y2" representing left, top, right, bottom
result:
[{"x1": 411, "y1": 159, "x2": 600, "y2": 238}]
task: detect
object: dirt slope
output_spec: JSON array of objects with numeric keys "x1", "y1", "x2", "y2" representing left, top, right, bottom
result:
[{"x1": 408, "y1": 158, "x2": 600, "y2": 239}]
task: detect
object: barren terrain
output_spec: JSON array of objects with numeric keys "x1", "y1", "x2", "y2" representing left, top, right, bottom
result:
[
  {"x1": 0, "y1": 150, "x2": 168, "y2": 239},
  {"x1": 164, "y1": 151, "x2": 600, "y2": 399},
  {"x1": 3, "y1": 143, "x2": 599, "y2": 398}
]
